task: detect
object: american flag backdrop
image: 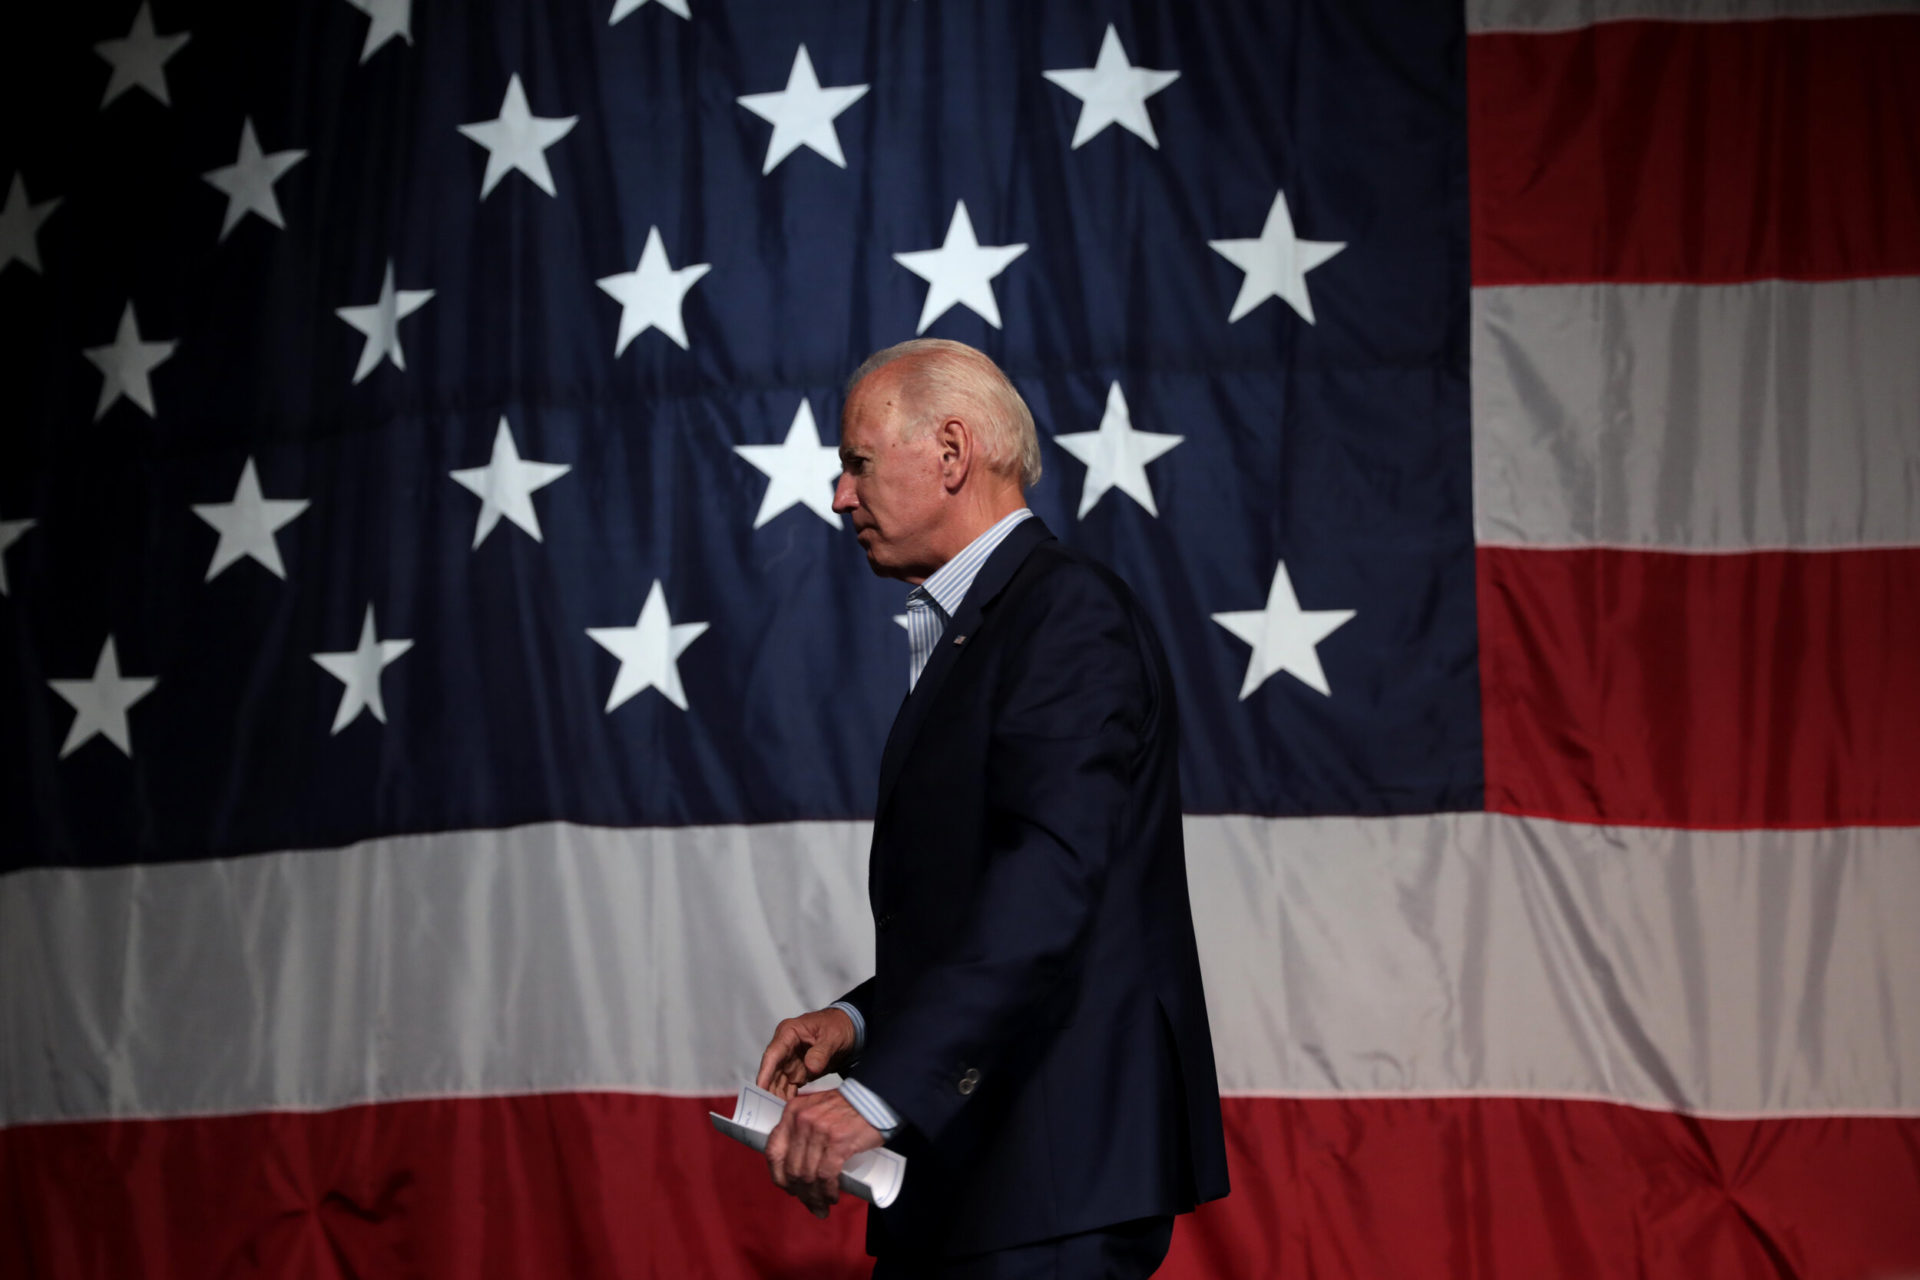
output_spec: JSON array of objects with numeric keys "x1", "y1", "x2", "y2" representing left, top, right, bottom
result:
[{"x1": 2, "y1": 0, "x2": 1918, "y2": 1275}]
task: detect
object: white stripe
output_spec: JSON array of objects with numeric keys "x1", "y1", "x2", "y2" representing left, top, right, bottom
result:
[
  {"x1": 1472, "y1": 279, "x2": 1920, "y2": 551},
  {"x1": 1191, "y1": 814, "x2": 1920, "y2": 1118},
  {"x1": 1468, "y1": 0, "x2": 1920, "y2": 33},
  {"x1": 4, "y1": 815, "x2": 1917, "y2": 1126},
  {"x1": 1, "y1": 822, "x2": 874, "y2": 1125}
]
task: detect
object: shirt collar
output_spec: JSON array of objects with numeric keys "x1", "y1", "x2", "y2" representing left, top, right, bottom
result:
[{"x1": 910, "y1": 508, "x2": 1034, "y2": 619}]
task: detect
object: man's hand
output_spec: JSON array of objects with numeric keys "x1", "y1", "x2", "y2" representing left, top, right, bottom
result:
[
  {"x1": 764, "y1": 1089, "x2": 884, "y2": 1219},
  {"x1": 756, "y1": 1007, "x2": 858, "y2": 1099}
]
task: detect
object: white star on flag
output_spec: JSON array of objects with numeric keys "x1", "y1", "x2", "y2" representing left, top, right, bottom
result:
[
  {"x1": 335, "y1": 260, "x2": 434, "y2": 383},
  {"x1": 84, "y1": 302, "x2": 177, "y2": 421},
  {"x1": 1053, "y1": 382, "x2": 1183, "y2": 518},
  {"x1": 47, "y1": 636, "x2": 157, "y2": 759},
  {"x1": 202, "y1": 118, "x2": 306, "y2": 241},
  {"x1": 588, "y1": 580, "x2": 709, "y2": 712},
  {"x1": 596, "y1": 227, "x2": 711, "y2": 354},
  {"x1": 312, "y1": 604, "x2": 414, "y2": 733},
  {"x1": 0, "y1": 514, "x2": 38, "y2": 596},
  {"x1": 737, "y1": 45, "x2": 870, "y2": 174},
  {"x1": 192, "y1": 458, "x2": 310, "y2": 581},
  {"x1": 457, "y1": 74, "x2": 579, "y2": 200},
  {"x1": 342, "y1": 0, "x2": 412, "y2": 63},
  {"x1": 610, "y1": 0, "x2": 689, "y2": 23},
  {"x1": 0, "y1": 174, "x2": 62, "y2": 275},
  {"x1": 1212, "y1": 560, "x2": 1356, "y2": 699},
  {"x1": 95, "y1": 2, "x2": 189, "y2": 109},
  {"x1": 1042, "y1": 24, "x2": 1180, "y2": 149},
  {"x1": 1210, "y1": 190, "x2": 1345, "y2": 324},
  {"x1": 450, "y1": 417, "x2": 572, "y2": 547},
  {"x1": 894, "y1": 201, "x2": 1029, "y2": 334},
  {"x1": 734, "y1": 399, "x2": 843, "y2": 529}
]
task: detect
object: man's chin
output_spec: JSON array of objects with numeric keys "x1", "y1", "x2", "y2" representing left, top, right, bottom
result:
[{"x1": 857, "y1": 544, "x2": 909, "y2": 581}]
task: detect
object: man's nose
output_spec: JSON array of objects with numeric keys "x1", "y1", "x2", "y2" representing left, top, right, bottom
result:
[{"x1": 832, "y1": 474, "x2": 857, "y2": 514}]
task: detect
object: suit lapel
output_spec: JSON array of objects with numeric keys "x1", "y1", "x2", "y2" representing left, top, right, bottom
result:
[{"x1": 874, "y1": 517, "x2": 1053, "y2": 820}]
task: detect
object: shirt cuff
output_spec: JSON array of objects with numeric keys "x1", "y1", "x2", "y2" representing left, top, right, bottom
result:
[
  {"x1": 827, "y1": 1000, "x2": 867, "y2": 1055},
  {"x1": 838, "y1": 1077, "x2": 903, "y2": 1137}
]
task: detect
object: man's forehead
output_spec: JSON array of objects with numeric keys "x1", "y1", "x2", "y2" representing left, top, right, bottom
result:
[
  {"x1": 847, "y1": 364, "x2": 902, "y2": 406},
  {"x1": 838, "y1": 408, "x2": 883, "y2": 459},
  {"x1": 841, "y1": 374, "x2": 905, "y2": 439}
]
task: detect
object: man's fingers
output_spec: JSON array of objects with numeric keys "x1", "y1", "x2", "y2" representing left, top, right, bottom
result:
[
  {"x1": 765, "y1": 1088, "x2": 878, "y2": 1219},
  {"x1": 793, "y1": 1110, "x2": 826, "y2": 1184},
  {"x1": 764, "y1": 1118, "x2": 791, "y2": 1189},
  {"x1": 802, "y1": 1098, "x2": 842, "y2": 1180},
  {"x1": 818, "y1": 1145, "x2": 845, "y2": 1186},
  {"x1": 796, "y1": 1168, "x2": 838, "y2": 1219},
  {"x1": 807, "y1": 1165, "x2": 842, "y2": 1217},
  {"x1": 756, "y1": 1023, "x2": 800, "y2": 1091}
]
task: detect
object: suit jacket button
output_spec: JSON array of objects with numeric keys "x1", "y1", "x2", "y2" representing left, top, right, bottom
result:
[
  {"x1": 957, "y1": 1068, "x2": 980, "y2": 1096},
  {"x1": 876, "y1": 913, "x2": 894, "y2": 933}
]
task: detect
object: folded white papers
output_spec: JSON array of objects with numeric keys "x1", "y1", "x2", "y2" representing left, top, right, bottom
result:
[{"x1": 710, "y1": 1083, "x2": 907, "y2": 1209}]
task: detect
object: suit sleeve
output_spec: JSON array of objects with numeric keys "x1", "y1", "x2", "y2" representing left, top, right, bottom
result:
[
  {"x1": 847, "y1": 565, "x2": 1147, "y2": 1145},
  {"x1": 836, "y1": 978, "x2": 876, "y2": 1023}
]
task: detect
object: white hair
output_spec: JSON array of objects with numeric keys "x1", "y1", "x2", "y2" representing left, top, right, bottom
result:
[{"x1": 847, "y1": 338, "x2": 1042, "y2": 488}]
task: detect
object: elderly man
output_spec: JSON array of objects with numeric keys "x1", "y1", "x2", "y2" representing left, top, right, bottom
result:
[{"x1": 757, "y1": 339, "x2": 1228, "y2": 1278}]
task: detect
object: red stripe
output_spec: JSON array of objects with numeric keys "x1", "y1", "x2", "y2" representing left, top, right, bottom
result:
[
  {"x1": 6, "y1": 1094, "x2": 1918, "y2": 1278},
  {"x1": 1175, "y1": 1099, "x2": 1920, "y2": 1280},
  {"x1": 0, "y1": 1095, "x2": 869, "y2": 1280},
  {"x1": 1468, "y1": 17, "x2": 1920, "y2": 286},
  {"x1": 1477, "y1": 546, "x2": 1920, "y2": 828}
]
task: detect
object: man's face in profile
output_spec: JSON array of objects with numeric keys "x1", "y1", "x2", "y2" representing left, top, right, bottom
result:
[{"x1": 834, "y1": 369, "x2": 947, "y2": 583}]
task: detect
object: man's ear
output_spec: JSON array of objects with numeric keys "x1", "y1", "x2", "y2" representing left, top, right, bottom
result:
[{"x1": 936, "y1": 417, "x2": 972, "y2": 492}]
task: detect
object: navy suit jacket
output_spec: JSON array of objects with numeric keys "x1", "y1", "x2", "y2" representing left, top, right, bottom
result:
[{"x1": 839, "y1": 517, "x2": 1230, "y2": 1259}]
